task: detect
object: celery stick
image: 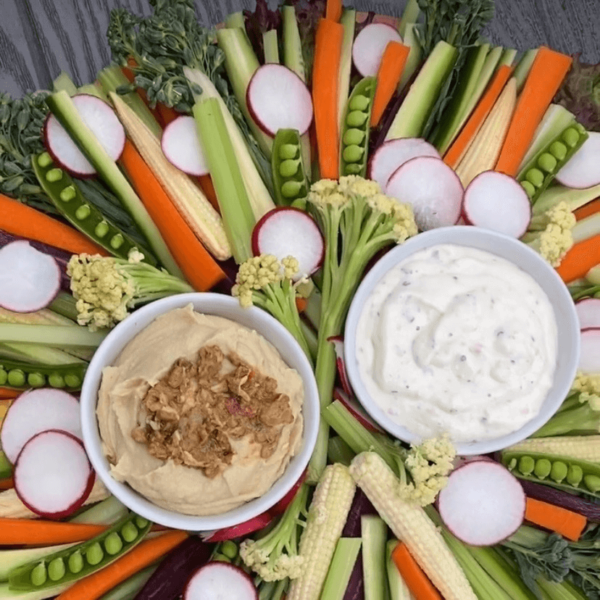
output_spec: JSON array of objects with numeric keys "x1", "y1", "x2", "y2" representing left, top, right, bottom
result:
[
  {"x1": 69, "y1": 496, "x2": 128, "y2": 525},
  {"x1": 386, "y1": 41, "x2": 458, "y2": 140},
  {"x1": 0, "y1": 342, "x2": 84, "y2": 366},
  {"x1": 225, "y1": 11, "x2": 245, "y2": 30},
  {"x1": 362, "y1": 516, "x2": 389, "y2": 600},
  {"x1": 386, "y1": 540, "x2": 414, "y2": 600},
  {"x1": 533, "y1": 183, "x2": 600, "y2": 215},
  {"x1": 0, "y1": 582, "x2": 70, "y2": 599},
  {"x1": 338, "y1": 9, "x2": 357, "y2": 130},
  {"x1": 194, "y1": 98, "x2": 255, "y2": 263},
  {"x1": 588, "y1": 266, "x2": 600, "y2": 285},
  {"x1": 0, "y1": 324, "x2": 106, "y2": 348},
  {"x1": 514, "y1": 48, "x2": 539, "y2": 92},
  {"x1": 282, "y1": 5, "x2": 306, "y2": 81},
  {"x1": 328, "y1": 436, "x2": 356, "y2": 467},
  {"x1": 303, "y1": 286, "x2": 321, "y2": 329},
  {"x1": 399, "y1": 0, "x2": 420, "y2": 38},
  {"x1": 53, "y1": 71, "x2": 78, "y2": 96},
  {"x1": 49, "y1": 292, "x2": 79, "y2": 323},
  {"x1": 263, "y1": 30, "x2": 279, "y2": 64},
  {"x1": 398, "y1": 23, "x2": 423, "y2": 92},
  {"x1": 45, "y1": 91, "x2": 180, "y2": 276},
  {"x1": 216, "y1": 28, "x2": 273, "y2": 157},
  {"x1": 299, "y1": 320, "x2": 318, "y2": 361},
  {"x1": 97, "y1": 566, "x2": 158, "y2": 600},
  {"x1": 99, "y1": 66, "x2": 162, "y2": 138},
  {"x1": 499, "y1": 48, "x2": 518, "y2": 67},
  {"x1": 321, "y1": 538, "x2": 362, "y2": 600},
  {"x1": 78, "y1": 83, "x2": 108, "y2": 101}
]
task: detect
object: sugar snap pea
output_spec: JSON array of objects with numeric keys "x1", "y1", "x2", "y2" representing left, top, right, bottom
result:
[
  {"x1": 271, "y1": 129, "x2": 309, "y2": 206},
  {"x1": 0, "y1": 359, "x2": 87, "y2": 392},
  {"x1": 8, "y1": 512, "x2": 151, "y2": 591},
  {"x1": 33, "y1": 152, "x2": 157, "y2": 266},
  {"x1": 339, "y1": 77, "x2": 376, "y2": 178}
]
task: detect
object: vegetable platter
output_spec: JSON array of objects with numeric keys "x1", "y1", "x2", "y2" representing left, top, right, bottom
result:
[{"x1": 0, "y1": 0, "x2": 600, "y2": 598}]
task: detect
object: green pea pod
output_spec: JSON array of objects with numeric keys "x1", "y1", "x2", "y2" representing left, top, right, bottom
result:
[
  {"x1": 0, "y1": 359, "x2": 87, "y2": 392},
  {"x1": 339, "y1": 77, "x2": 377, "y2": 179},
  {"x1": 33, "y1": 153, "x2": 157, "y2": 266},
  {"x1": 8, "y1": 513, "x2": 151, "y2": 591},
  {"x1": 271, "y1": 129, "x2": 309, "y2": 206}
]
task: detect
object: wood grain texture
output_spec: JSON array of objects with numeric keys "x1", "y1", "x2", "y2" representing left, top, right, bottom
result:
[{"x1": 1, "y1": 0, "x2": 599, "y2": 97}]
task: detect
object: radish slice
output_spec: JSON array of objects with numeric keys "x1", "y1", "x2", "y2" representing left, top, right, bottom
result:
[
  {"x1": 1, "y1": 389, "x2": 82, "y2": 464},
  {"x1": 185, "y1": 563, "x2": 258, "y2": 600},
  {"x1": 0, "y1": 241, "x2": 61, "y2": 313},
  {"x1": 462, "y1": 171, "x2": 531, "y2": 238},
  {"x1": 576, "y1": 298, "x2": 600, "y2": 330},
  {"x1": 368, "y1": 138, "x2": 440, "y2": 190},
  {"x1": 44, "y1": 94, "x2": 126, "y2": 176},
  {"x1": 252, "y1": 207, "x2": 324, "y2": 278},
  {"x1": 247, "y1": 65, "x2": 313, "y2": 137},
  {"x1": 201, "y1": 511, "x2": 274, "y2": 543},
  {"x1": 329, "y1": 336, "x2": 353, "y2": 398},
  {"x1": 579, "y1": 328, "x2": 600, "y2": 373},
  {"x1": 556, "y1": 132, "x2": 600, "y2": 189},
  {"x1": 352, "y1": 23, "x2": 403, "y2": 77},
  {"x1": 438, "y1": 460, "x2": 526, "y2": 546},
  {"x1": 161, "y1": 115, "x2": 209, "y2": 176},
  {"x1": 14, "y1": 430, "x2": 94, "y2": 519},
  {"x1": 333, "y1": 388, "x2": 383, "y2": 433},
  {"x1": 386, "y1": 157, "x2": 464, "y2": 231}
]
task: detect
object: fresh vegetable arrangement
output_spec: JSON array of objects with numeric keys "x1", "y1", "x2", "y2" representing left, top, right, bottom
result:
[{"x1": 1, "y1": 0, "x2": 600, "y2": 598}]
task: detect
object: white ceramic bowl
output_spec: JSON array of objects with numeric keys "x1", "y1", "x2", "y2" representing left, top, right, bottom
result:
[
  {"x1": 345, "y1": 226, "x2": 580, "y2": 455},
  {"x1": 80, "y1": 293, "x2": 319, "y2": 531}
]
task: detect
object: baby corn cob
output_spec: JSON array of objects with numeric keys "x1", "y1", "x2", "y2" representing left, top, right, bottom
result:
[
  {"x1": 287, "y1": 463, "x2": 356, "y2": 600},
  {"x1": 350, "y1": 452, "x2": 477, "y2": 600},
  {"x1": 508, "y1": 436, "x2": 600, "y2": 462}
]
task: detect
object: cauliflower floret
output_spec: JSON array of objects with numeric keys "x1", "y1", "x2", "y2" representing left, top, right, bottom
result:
[{"x1": 338, "y1": 175, "x2": 382, "y2": 199}]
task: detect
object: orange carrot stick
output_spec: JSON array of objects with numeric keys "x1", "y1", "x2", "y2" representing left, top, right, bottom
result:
[
  {"x1": 574, "y1": 198, "x2": 600, "y2": 221},
  {"x1": 556, "y1": 234, "x2": 600, "y2": 283},
  {"x1": 120, "y1": 140, "x2": 225, "y2": 291},
  {"x1": 495, "y1": 47, "x2": 573, "y2": 176},
  {"x1": 525, "y1": 498, "x2": 587, "y2": 541},
  {"x1": 326, "y1": 0, "x2": 343, "y2": 22},
  {"x1": 444, "y1": 65, "x2": 514, "y2": 169},
  {"x1": 0, "y1": 478, "x2": 13, "y2": 491},
  {"x1": 197, "y1": 174, "x2": 220, "y2": 213},
  {"x1": 157, "y1": 103, "x2": 180, "y2": 127},
  {"x1": 0, "y1": 519, "x2": 106, "y2": 546},
  {"x1": 313, "y1": 19, "x2": 344, "y2": 180},
  {"x1": 371, "y1": 42, "x2": 410, "y2": 127},
  {"x1": 56, "y1": 531, "x2": 188, "y2": 600},
  {"x1": 392, "y1": 542, "x2": 443, "y2": 600},
  {"x1": 0, "y1": 388, "x2": 19, "y2": 400},
  {"x1": 295, "y1": 297, "x2": 308, "y2": 313},
  {"x1": 0, "y1": 195, "x2": 106, "y2": 256}
]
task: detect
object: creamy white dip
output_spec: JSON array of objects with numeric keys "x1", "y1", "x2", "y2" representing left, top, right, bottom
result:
[{"x1": 355, "y1": 244, "x2": 558, "y2": 442}]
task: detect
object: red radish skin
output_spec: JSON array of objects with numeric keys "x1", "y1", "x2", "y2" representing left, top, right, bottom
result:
[
  {"x1": 270, "y1": 471, "x2": 307, "y2": 515},
  {"x1": 44, "y1": 94, "x2": 126, "y2": 177},
  {"x1": 368, "y1": 138, "x2": 440, "y2": 190},
  {"x1": 14, "y1": 430, "x2": 94, "y2": 519},
  {"x1": 1, "y1": 388, "x2": 82, "y2": 464},
  {"x1": 556, "y1": 132, "x2": 600, "y2": 189},
  {"x1": 329, "y1": 336, "x2": 353, "y2": 398},
  {"x1": 0, "y1": 241, "x2": 61, "y2": 313},
  {"x1": 438, "y1": 460, "x2": 526, "y2": 546},
  {"x1": 161, "y1": 116, "x2": 209, "y2": 177},
  {"x1": 201, "y1": 511, "x2": 274, "y2": 543},
  {"x1": 246, "y1": 65, "x2": 313, "y2": 137},
  {"x1": 462, "y1": 171, "x2": 531, "y2": 238},
  {"x1": 579, "y1": 328, "x2": 600, "y2": 373},
  {"x1": 333, "y1": 388, "x2": 384, "y2": 433},
  {"x1": 252, "y1": 207, "x2": 324, "y2": 278},
  {"x1": 386, "y1": 157, "x2": 464, "y2": 231},
  {"x1": 352, "y1": 23, "x2": 403, "y2": 77},
  {"x1": 575, "y1": 298, "x2": 600, "y2": 330},
  {"x1": 185, "y1": 563, "x2": 258, "y2": 600}
]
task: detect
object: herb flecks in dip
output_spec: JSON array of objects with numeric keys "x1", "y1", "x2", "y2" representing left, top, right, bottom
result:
[
  {"x1": 131, "y1": 346, "x2": 294, "y2": 478},
  {"x1": 356, "y1": 244, "x2": 558, "y2": 443}
]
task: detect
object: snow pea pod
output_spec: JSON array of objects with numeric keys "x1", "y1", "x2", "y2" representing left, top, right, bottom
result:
[
  {"x1": 0, "y1": 359, "x2": 87, "y2": 391},
  {"x1": 33, "y1": 152, "x2": 157, "y2": 265},
  {"x1": 271, "y1": 129, "x2": 309, "y2": 206}
]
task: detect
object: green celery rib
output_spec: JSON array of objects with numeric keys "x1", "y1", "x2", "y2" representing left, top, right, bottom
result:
[
  {"x1": 49, "y1": 293, "x2": 79, "y2": 323},
  {"x1": 225, "y1": 11, "x2": 245, "y2": 30},
  {"x1": 514, "y1": 48, "x2": 539, "y2": 92},
  {"x1": 193, "y1": 98, "x2": 255, "y2": 263},
  {"x1": 534, "y1": 183, "x2": 600, "y2": 215},
  {"x1": 0, "y1": 342, "x2": 84, "y2": 366},
  {"x1": 320, "y1": 538, "x2": 362, "y2": 600},
  {"x1": 362, "y1": 516, "x2": 389, "y2": 600},
  {"x1": 0, "y1": 324, "x2": 106, "y2": 348},
  {"x1": 337, "y1": 9, "x2": 356, "y2": 130},
  {"x1": 327, "y1": 436, "x2": 356, "y2": 467},
  {"x1": 78, "y1": 84, "x2": 108, "y2": 101},
  {"x1": 399, "y1": 0, "x2": 420, "y2": 37},
  {"x1": 96, "y1": 565, "x2": 158, "y2": 600},
  {"x1": 386, "y1": 540, "x2": 412, "y2": 600},
  {"x1": 53, "y1": 71, "x2": 78, "y2": 96},
  {"x1": 282, "y1": 5, "x2": 306, "y2": 81},
  {"x1": 69, "y1": 497, "x2": 128, "y2": 526},
  {"x1": 263, "y1": 30, "x2": 280, "y2": 64},
  {"x1": 499, "y1": 48, "x2": 518, "y2": 67},
  {"x1": 398, "y1": 23, "x2": 423, "y2": 92}
]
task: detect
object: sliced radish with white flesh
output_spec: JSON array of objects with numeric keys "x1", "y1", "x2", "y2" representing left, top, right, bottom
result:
[
  {"x1": 252, "y1": 207, "x2": 324, "y2": 278},
  {"x1": 161, "y1": 115, "x2": 209, "y2": 176},
  {"x1": 438, "y1": 460, "x2": 525, "y2": 546},
  {"x1": 44, "y1": 94, "x2": 126, "y2": 176},
  {"x1": 1, "y1": 389, "x2": 82, "y2": 464},
  {"x1": 329, "y1": 336, "x2": 352, "y2": 398},
  {"x1": 368, "y1": 138, "x2": 440, "y2": 190},
  {"x1": 576, "y1": 298, "x2": 600, "y2": 330},
  {"x1": 14, "y1": 430, "x2": 94, "y2": 519},
  {"x1": 352, "y1": 24, "x2": 403, "y2": 77},
  {"x1": 556, "y1": 132, "x2": 600, "y2": 189},
  {"x1": 579, "y1": 328, "x2": 600, "y2": 373},
  {"x1": 333, "y1": 388, "x2": 383, "y2": 433},
  {"x1": 201, "y1": 511, "x2": 274, "y2": 543},
  {"x1": 386, "y1": 157, "x2": 464, "y2": 231},
  {"x1": 185, "y1": 563, "x2": 258, "y2": 600},
  {"x1": 247, "y1": 65, "x2": 313, "y2": 137},
  {"x1": 463, "y1": 171, "x2": 531, "y2": 238},
  {"x1": 0, "y1": 241, "x2": 61, "y2": 313}
]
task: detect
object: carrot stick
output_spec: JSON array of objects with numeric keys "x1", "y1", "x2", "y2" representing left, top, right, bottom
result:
[
  {"x1": 371, "y1": 42, "x2": 410, "y2": 127},
  {"x1": 495, "y1": 47, "x2": 573, "y2": 176},
  {"x1": 156, "y1": 103, "x2": 180, "y2": 127},
  {"x1": 197, "y1": 174, "x2": 220, "y2": 213},
  {"x1": 0, "y1": 478, "x2": 13, "y2": 490},
  {"x1": 56, "y1": 531, "x2": 188, "y2": 600},
  {"x1": 120, "y1": 140, "x2": 225, "y2": 291},
  {"x1": 326, "y1": 0, "x2": 343, "y2": 22},
  {"x1": 0, "y1": 195, "x2": 106, "y2": 256},
  {"x1": 574, "y1": 198, "x2": 600, "y2": 221},
  {"x1": 0, "y1": 519, "x2": 106, "y2": 546},
  {"x1": 313, "y1": 18, "x2": 344, "y2": 180},
  {"x1": 556, "y1": 234, "x2": 600, "y2": 284},
  {"x1": 444, "y1": 65, "x2": 514, "y2": 169},
  {"x1": 295, "y1": 297, "x2": 308, "y2": 313},
  {"x1": 392, "y1": 541, "x2": 443, "y2": 600},
  {"x1": 0, "y1": 388, "x2": 19, "y2": 400},
  {"x1": 525, "y1": 498, "x2": 587, "y2": 541}
]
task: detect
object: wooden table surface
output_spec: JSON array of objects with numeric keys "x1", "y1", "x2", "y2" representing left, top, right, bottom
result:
[{"x1": 1, "y1": 0, "x2": 599, "y2": 97}]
